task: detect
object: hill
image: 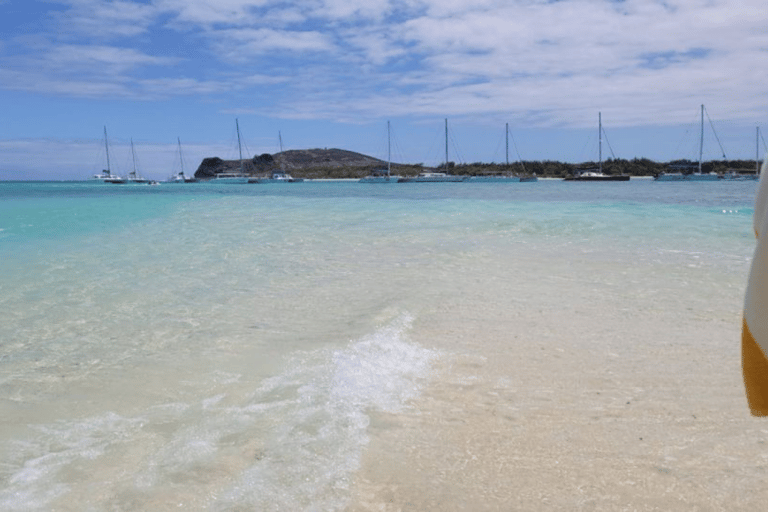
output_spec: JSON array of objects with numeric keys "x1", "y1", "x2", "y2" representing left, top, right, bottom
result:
[{"x1": 194, "y1": 148, "x2": 386, "y2": 179}]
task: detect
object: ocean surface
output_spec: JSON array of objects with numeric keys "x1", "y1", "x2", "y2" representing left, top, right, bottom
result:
[{"x1": 0, "y1": 178, "x2": 760, "y2": 510}]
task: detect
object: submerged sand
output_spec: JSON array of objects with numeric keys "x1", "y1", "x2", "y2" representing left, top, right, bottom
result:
[{"x1": 348, "y1": 248, "x2": 765, "y2": 510}]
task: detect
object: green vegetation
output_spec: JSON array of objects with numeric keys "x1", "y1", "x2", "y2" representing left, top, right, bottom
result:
[{"x1": 284, "y1": 158, "x2": 759, "y2": 180}]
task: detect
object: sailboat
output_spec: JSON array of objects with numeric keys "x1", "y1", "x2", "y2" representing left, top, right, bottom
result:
[
  {"x1": 360, "y1": 121, "x2": 400, "y2": 183},
  {"x1": 120, "y1": 138, "x2": 152, "y2": 184},
  {"x1": 468, "y1": 123, "x2": 538, "y2": 182},
  {"x1": 249, "y1": 131, "x2": 303, "y2": 183},
  {"x1": 565, "y1": 112, "x2": 629, "y2": 181},
  {"x1": 655, "y1": 105, "x2": 720, "y2": 181},
  {"x1": 210, "y1": 119, "x2": 251, "y2": 183},
  {"x1": 399, "y1": 119, "x2": 467, "y2": 182},
  {"x1": 721, "y1": 127, "x2": 762, "y2": 180},
  {"x1": 168, "y1": 138, "x2": 198, "y2": 183},
  {"x1": 91, "y1": 127, "x2": 124, "y2": 183}
]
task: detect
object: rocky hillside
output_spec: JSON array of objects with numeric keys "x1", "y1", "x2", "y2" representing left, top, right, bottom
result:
[{"x1": 194, "y1": 148, "x2": 385, "y2": 179}]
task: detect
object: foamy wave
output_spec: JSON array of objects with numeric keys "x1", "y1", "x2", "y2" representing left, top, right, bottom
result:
[
  {"x1": 214, "y1": 313, "x2": 437, "y2": 511},
  {"x1": 0, "y1": 315, "x2": 437, "y2": 511}
]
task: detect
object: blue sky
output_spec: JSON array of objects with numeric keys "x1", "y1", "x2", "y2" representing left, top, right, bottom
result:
[{"x1": 2, "y1": 0, "x2": 768, "y2": 180}]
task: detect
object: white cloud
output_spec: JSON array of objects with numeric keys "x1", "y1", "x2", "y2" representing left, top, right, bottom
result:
[
  {"x1": 51, "y1": 0, "x2": 159, "y2": 38},
  {"x1": 213, "y1": 28, "x2": 335, "y2": 60},
  {"x1": 156, "y1": 0, "x2": 273, "y2": 26},
  {"x1": 3, "y1": 0, "x2": 768, "y2": 129}
]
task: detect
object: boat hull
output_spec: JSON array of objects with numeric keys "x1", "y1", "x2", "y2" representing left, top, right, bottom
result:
[
  {"x1": 248, "y1": 178, "x2": 304, "y2": 183},
  {"x1": 207, "y1": 176, "x2": 250, "y2": 184},
  {"x1": 467, "y1": 176, "x2": 521, "y2": 182},
  {"x1": 398, "y1": 176, "x2": 467, "y2": 183},
  {"x1": 359, "y1": 176, "x2": 399, "y2": 183},
  {"x1": 564, "y1": 175, "x2": 630, "y2": 181},
  {"x1": 655, "y1": 173, "x2": 719, "y2": 181}
]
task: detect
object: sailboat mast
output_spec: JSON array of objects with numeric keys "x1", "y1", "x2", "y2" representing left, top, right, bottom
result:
[
  {"x1": 279, "y1": 131, "x2": 283, "y2": 153},
  {"x1": 387, "y1": 120, "x2": 391, "y2": 177},
  {"x1": 236, "y1": 118, "x2": 243, "y2": 175},
  {"x1": 506, "y1": 123, "x2": 509, "y2": 166},
  {"x1": 699, "y1": 104, "x2": 704, "y2": 174},
  {"x1": 445, "y1": 118, "x2": 449, "y2": 171},
  {"x1": 178, "y1": 137, "x2": 184, "y2": 177},
  {"x1": 104, "y1": 126, "x2": 111, "y2": 175},
  {"x1": 598, "y1": 112, "x2": 602, "y2": 174},
  {"x1": 131, "y1": 138, "x2": 137, "y2": 177},
  {"x1": 757, "y1": 127, "x2": 760, "y2": 175}
]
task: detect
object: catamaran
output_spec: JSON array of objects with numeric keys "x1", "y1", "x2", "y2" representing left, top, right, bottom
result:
[
  {"x1": 468, "y1": 123, "x2": 537, "y2": 182},
  {"x1": 210, "y1": 119, "x2": 250, "y2": 183},
  {"x1": 564, "y1": 112, "x2": 629, "y2": 181},
  {"x1": 721, "y1": 126, "x2": 762, "y2": 180},
  {"x1": 655, "y1": 105, "x2": 720, "y2": 181},
  {"x1": 168, "y1": 138, "x2": 198, "y2": 183},
  {"x1": 92, "y1": 127, "x2": 124, "y2": 183},
  {"x1": 119, "y1": 138, "x2": 152, "y2": 185},
  {"x1": 360, "y1": 121, "x2": 400, "y2": 183},
  {"x1": 249, "y1": 132, "x2": 304, "y2": 183},
  {"x1": 399, "y1": 119, "x2": 467, "y2": 182}
]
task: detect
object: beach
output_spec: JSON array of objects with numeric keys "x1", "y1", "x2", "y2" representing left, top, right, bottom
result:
[{"x1": 0, "y1": 180, "x2": 763, "y2": 510}]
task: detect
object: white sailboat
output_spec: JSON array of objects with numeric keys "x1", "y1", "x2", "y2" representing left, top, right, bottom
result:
[
  {"x1": 656, "y1": 105, "x2": 720, "y2": 181},
  {"x1": 122, "y1": 138, "x2": 152, "y2": 184},
  {"x1": 468, "y1": 123, "x2": 537, "y2": 182},
  {"x1": 210, "y1": 119, "x2": 250, "y2": 183},
  {"x1": 249, "y1": 131, "x2": 304, "y2": 183},
  {"x1": 91, "y1": 126, "x2": 123, "y2": 183},
  {"x1": 722, "y1": 126, "x2": 762, "y2": 180},
  {"x1": 565, "y1": 112, "x2": 629, "y2": 181},
  {"x1": 168, "y1": 138, "x2": 198, "y2": 183},
  {"x1": 399, "y1": 119, "x2": 467, "y2": 182},
  {"x1": 360, "y1": 121, "x2": 400, "y2": 183}
]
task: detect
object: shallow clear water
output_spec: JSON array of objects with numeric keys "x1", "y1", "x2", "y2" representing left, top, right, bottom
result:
[{"x1": 0, "y1": 178, "x2": 758, "y2": 510}]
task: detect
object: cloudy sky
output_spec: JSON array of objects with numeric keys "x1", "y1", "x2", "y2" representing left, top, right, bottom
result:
[{"x1": 2, "y1": 0, "x2": 768, "y2": 179}]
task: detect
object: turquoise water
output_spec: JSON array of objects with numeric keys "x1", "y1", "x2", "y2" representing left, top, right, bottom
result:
[{"x1": 0, "y1": 179, "x2": 758, "y2": 510}]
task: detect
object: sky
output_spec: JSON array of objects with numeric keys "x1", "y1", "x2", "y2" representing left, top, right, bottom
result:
[{"x1": 1, "y1": 0, "x2": 768, "y2": 180}]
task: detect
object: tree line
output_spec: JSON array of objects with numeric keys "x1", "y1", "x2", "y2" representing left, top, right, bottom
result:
[{"x1": 287, "y1": 158, "x2": 760, "y2": 180}]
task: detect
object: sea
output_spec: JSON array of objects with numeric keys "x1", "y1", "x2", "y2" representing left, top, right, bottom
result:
[{"x1": 0, "y1": 178, "x2": 761, "y2": 510}]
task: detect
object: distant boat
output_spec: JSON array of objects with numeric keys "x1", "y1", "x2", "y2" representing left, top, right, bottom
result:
[
  {"x1": 360, "y1": 121, "x2": 400, "y2": 183},
  {"x1": 210, "y1": 119, "x2": 250, "y2": 183},
  {"x1": 118, "y1": 138, "x2": 152, "y2": 185},
  {"x1": 468, "y1": 123, "x2": 535, "y2": 182},
  {"x1": 92, "y1": 127, "x2": 124, "y2": 183},
  {"x1": 168, "y1": 138, "x2": 198, "y2": 183},
  {"x1": 249, "y1": 132, "x2": 304, "y2": 183},
  {"x1": 399, "y1": 119, "x2": 468, "y2": 182},
  {"x1": 565, "y1": 113, "x2": 629, "y2": 182},
  {"x1": 249, "y1": 171, "x2": 304, "y2": 183},
  {"x1": 721, "y1": 126, "x2": 761, "y2": 181},
  {"x1": 399, "y1": 172, "x2": 467, "y2": 183},
  {"x1": 655, "y1": 105, "x2": 720, "y2": 181}
]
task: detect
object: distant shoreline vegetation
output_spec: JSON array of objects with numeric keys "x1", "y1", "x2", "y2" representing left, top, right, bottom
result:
[{"x1": 193, "y1": 148, "x2": 759, "y2": 180}]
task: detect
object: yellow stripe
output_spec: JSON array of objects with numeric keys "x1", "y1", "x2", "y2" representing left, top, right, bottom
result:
[
  {"x1": 743, "y1": 318, "x2": 768, "y2": 416},
  {"x1": 743, "y1": 157, "x2": 768, "y2": 414}
]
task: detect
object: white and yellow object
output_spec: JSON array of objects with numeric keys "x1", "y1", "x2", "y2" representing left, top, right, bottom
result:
[{"x1": 743, "y1": 156, "x2": 768, "y2": 415}]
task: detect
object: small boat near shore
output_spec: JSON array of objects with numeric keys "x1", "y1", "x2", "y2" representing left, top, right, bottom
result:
[
  {"x1": 360, "y1": 121, "x2": 400, "y2": 183},
  {"x1": 399, "y1": 119, "x2": 467, "y2": 182},
  {"x1": 399, "y1": 172, "x2": 467, "y2": 183},
  {"x1": 168, "y1": 138, "x2": 198, "y2": 183},
  {"x1": 120, "y1": 138, "x2": 152, "y2": 185},
  {"x1": 208, "y1": 119, "x2": 250, "y2": 183},
  {"x1": 655, "y1": 105, "x2": 722, "y2": 181},
  {"x1": 467, "y1": 123, "x2": 537, "y2": 182},
  {"x1": 249, "y1": 171, "x2": 304, "y2": 183},
  {"x1": 92, "y1": 127, "x2": 124, "y2": 183},
  {"x1": 467, "y1": 175, "x2": 520, "y2": 182},
  {"x1": 564, "y1": 171, "x2": 630, "y2": 182},
  {"x1": 565, "y1": 113, "x2": 629, "y2": 182}
]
